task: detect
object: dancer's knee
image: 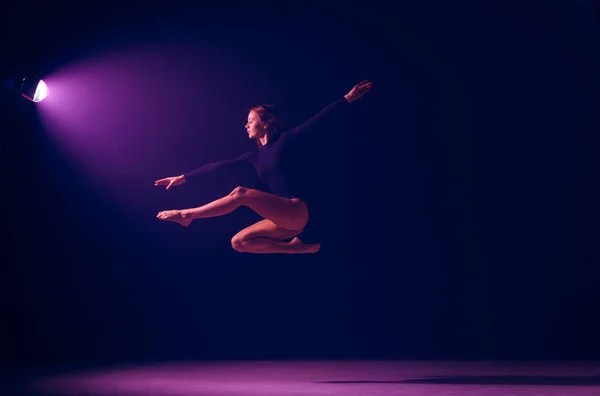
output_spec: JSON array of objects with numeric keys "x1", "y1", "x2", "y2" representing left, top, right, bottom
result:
[
  {"x1": 229, "y1": 186, "x2": 253, "y2": 204},
  {"x1": 231, "y1": 236, "x2": 273, "y2": 253},
  {"x1": 229, "y1": 186, "x2": 249, "y2": 198},
  {"x1": 231, "y1": 236, "x2": 247, "y2": 252}
]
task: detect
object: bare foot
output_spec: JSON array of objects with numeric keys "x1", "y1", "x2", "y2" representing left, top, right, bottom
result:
[
  {"x1": 157, "y1": 210, "x2": 192, "y2": 227},
  {"x1": 171, "y1": 217, "x2": 192, "y2": 227},
  {"x1": 289, "y1": 237, "x2": 321, "y2": 254}
]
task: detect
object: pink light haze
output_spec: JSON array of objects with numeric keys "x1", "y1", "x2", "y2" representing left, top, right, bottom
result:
[
  {"x1": 36, "y1": 43, "x2": 254, "y2": 210},
  {"x1": 26, "y1": 361, "x2": 600, "y2": 396}
]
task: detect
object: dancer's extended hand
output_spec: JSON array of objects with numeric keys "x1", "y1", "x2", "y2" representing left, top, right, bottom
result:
[
  {"x1": 345, "y1": 79, "x2": 373, "y2": 103},
  {"x1": 154, "y1": 175, "x2": 185, "y2": 190}
]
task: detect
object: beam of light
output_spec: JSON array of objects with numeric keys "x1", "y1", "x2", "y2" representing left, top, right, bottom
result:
[
  {"x1": 35, "y1": 43, "x2": 244, "y2": 214},
  {"x1": 33, "y1": 79, "x2": 48, "y2": 102}
]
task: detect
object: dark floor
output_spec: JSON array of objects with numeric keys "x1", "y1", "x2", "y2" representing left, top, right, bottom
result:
[{"x1": 10, "y1": 360, "x2": 600, "y2": 395}]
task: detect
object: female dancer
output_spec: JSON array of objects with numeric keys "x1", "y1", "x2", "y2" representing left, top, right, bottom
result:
[{"x1": 155, "y1": 79, "x2": 372, "y2": 254}]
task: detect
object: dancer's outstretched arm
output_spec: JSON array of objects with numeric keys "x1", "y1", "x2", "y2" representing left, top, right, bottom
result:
[
  {"x1": 154, "y1": 151, "x2": 254, "y2": 190},
  {"x1": 287, "y1": 79, "x2": 373, "y2": 139}
]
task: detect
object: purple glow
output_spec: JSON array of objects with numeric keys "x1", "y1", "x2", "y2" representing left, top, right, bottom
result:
[
  {"x1": 36, "y1": 44, "x2": 249, "y2": 210},
  {"x1": 25, "y1": 361, "x2": 600, "y2": 396}
]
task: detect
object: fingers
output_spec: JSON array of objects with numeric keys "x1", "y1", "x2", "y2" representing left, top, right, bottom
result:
[
  {"x1": 155, "y1": 177, "x2": 176, "y2": 190},
  {"x1": 351, "y1": 79, "x2": 373, "y2": 97},
  {"x1": 360, "y1": 80, "x2": 373, "y2": 90},
  {"x1": 359, "y1": 81, "x2": 372, "y2": 95},
  {"x1": 355, "y1": 79, "x2": 372, "y2": 88}
]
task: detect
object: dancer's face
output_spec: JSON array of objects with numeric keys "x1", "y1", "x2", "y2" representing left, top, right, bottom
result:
[{"x1": 245, "y1": 110, "x2": 266, "y2": 139}]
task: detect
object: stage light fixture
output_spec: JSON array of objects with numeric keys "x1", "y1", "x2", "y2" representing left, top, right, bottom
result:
[
  {"x1": 2, "y1": 68, "x2": 48, "y2": 103},
  {"x1": 20, "y1": 75, "x2": 48, "y2": 102}
]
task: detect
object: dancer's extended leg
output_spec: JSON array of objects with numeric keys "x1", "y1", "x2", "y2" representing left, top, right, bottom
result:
[{"x1": 157, "y1": 186, "x2": 309, "y2": 231}]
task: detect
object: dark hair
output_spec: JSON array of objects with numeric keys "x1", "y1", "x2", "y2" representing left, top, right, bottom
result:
[{"x1": 249, "y1": 104, "x2": 282, "y2": 148}]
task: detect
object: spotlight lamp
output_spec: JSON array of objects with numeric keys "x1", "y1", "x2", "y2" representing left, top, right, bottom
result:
[
  {"x1": 20, "y1": 74, "x2": 48, "y2": 102},
  {"x1": 2, "y1": 68, "x2": 48, "y2": 103}
]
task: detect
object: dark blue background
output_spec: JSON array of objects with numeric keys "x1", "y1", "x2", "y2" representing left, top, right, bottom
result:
[{"x1": 1, "y1": 0, "x2": 598, "y2": 366}]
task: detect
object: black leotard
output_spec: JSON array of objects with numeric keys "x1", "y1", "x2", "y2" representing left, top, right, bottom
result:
[{"x1": 184, "y1": 96, "x2": 351, "y2": 199}]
